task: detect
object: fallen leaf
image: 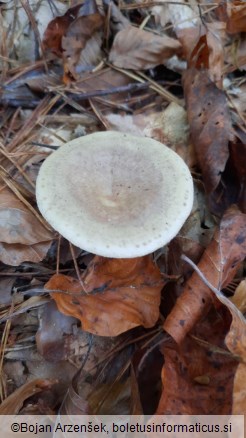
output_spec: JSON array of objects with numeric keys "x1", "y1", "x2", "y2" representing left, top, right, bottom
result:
[
  {"x1": 152, "y1": 0, "x2": 199, "y2": 31},
  {"x1": 46, "y1": 256, "x2": 164, "y2": 337},
  {"x1": 42, "y1": 7, "x2": 77, "y2": 56},
  {"x1": 230, "y1": 280, "x2": 246, "y2": 314},
  {"x1": 163, "y1": 207, "x2": 246, "y2": 344},
  {"x1": 178, "y1": 20, "x2": 225, "y2": 88},
  {"x1": 0, "y1": 187, "x2": 53, "y2": 265},
  {"x1": 0, "y1": 274, "x2": 16, "y2": 306},
  {"x1": 226, "y1": 2, "x2": 246, "y2": 34},
  {"x1": 205, "y1": 22, "x2": 226, "y2": 87},
  {"x1": 0, "y1": 241, "x2": 52, "y2": 267},
  {"x1": 109, "y1": 26, "x2": 182, "y2": 70},
  {"x1": 103, "y1": 0, "x2": 130, "y2": 32},
  {"x1": 43, "y1": 0, "x2": 104, "y2": 79},
  {"x1": 105, "y1": 102, "x2": 190, "y2": 163},
  {"x1": 62, "y1": 13, "x2": 104, "y2": 79},
  {"x1": 157, "y1": 310, "x2": 238, "y2": 414},
  {"x1": 0, "y1": 188, "x2": 52, "y2": 245},
  {"x1": 193, "y1": 248, "x2": 246, "y2": 416},
  {"x1": 183, "y1": 68, "x2": 233, "y2": 194},
  {"x1": 36, "y1": 301, "x2": 78, "y2": 362},
  {"x1": 75, "y1": 67, "x2": 131, "y2": 101},
  {"x1": 0, "y1": 379, "x2": 54, "y2": 414},
  {"x1": 232, "y1": 364, "x2": 246, "y2": 414},
  {"x1": 230, "y1": 138, "x2": 246, "y2": 213}
]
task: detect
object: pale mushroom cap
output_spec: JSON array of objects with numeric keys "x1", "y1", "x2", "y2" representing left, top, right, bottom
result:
[{"x1": 36, "y1": 131, "x2": 193, "y2": 258}]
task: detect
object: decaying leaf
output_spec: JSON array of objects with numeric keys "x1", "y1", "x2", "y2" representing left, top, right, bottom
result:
[
  {"x1": 163, "y1": 207, "x2": 246, "y2": 344},
  {"x1": 45, "y1": 256, "x2": 164, "y2": 337},
  {"x1": 109, "y1": 26, "x2": 182, "y2": 70},
  {"x1": 157, "y1": 311, "x2": 238, "y2": 414},
  {"x1": 42, "y1": 5, "x2": 77, "y2": 55},
  {"x1": 0, "y1": 188, "x2": 53, "y2": 265},
  {"x1": 177, "y1": 19, "x2": 225, "y2": 88},
  {"x1": 43, "y1": 0, "x2": 104, "y2": 79},
  {"x1": 232, "y1": 364, "x2": 246, "y2": 414},
  {"x1": 105, "y1": 102, "x2": 191, "y2": 165},
  {"x1": 0, "y1": 188, "x2": 52, "y2": 245},
  {"x1": 0, "y1": 379, "x2": 55, "y2": 414},
  {"x1": 152, "y1": 0, "x2": 199, "y2": 30},
  {"x1": 36, "y1": 301, "x2": 78, "y2": 362},
  {"x1": 0, "y1": 241, "x2": 53, "y2": 267},
  {"x1": 230, "y1": 280, "x2": 246, "y2": 314},
  {"x1": 62, "y1": 13, "x2": 104, "y2": 79},
  {"x1": 226, "y1": 2, "x2": 246, "y2": 34},
  {"x1": 183, "y1": 68, "x2": 233, "y2": 194}
]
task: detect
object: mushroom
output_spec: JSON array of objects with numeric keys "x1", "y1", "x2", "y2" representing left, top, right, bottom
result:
[{"x1": 36, "y1": 131, "x2": 193, "y2": 258}]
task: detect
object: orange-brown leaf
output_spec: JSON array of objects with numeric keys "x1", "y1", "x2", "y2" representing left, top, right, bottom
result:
[
  {"x1": 157, "y1": 310, "x2": 238, "y2": 414},
  {"x1": 46, "y1": 256, "x2": 164, "y2": 337},
  {"x1": 226, "y1": 2, "x2": 246, "y2": 34},
  {"x1": 163, "y1": 207, "x2": 246, "y2": 344}
]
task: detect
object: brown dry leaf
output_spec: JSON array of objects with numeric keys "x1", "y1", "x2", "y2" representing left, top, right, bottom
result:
[
  {"x1": 178, "y1": 22, "x2": 225, "y2": 88},
  {"x1": 222, "y1": 310, "x2": 246, "y2": 415},
  {"x1": 206, "y1": 22, "x2": 226, "y2": 87},
  {"x1": 109, "y1": 26, "x2": 182, "y2": 70},
  {"x1": 230, "y1": 280, "x2": 246, "y2": 314},
  {"x1": 43, "y1": 0, "x2": 104, "y2": 80},
  {"x1": 36, "y1": 301, "x2": 78, "y2": 362},
  {"x1": 46, "y1": 256, "x2": 164, "y2": 337},
  {"x1": 163, "y1": 207, "x2": 246, "y2": 344},
  {"x1": 198, "y1": 263, "x2": 246, "y2": 415},
  {"x1": 105, "y1": 103, "x2": 191, "y2": 165},
  {"x1": 183, "y1": 68, "x2": 232, "y2": 194},
  {"x1": 0, "y1": 379, "x2": 54, "y2": 414},
  {"x1": 42, "y1": 4, "x2": 81, "y2": 56},
  {"x1": 0, "y1": 187, "x2": 53, "y2": 265},
  {"x1": 75, "y1": 67, "x2": 131, "y2": 100},
  {"x1": 0, "y1": 188, "x2": 52, "y2": 245},
  {"x1": 157, "y1": 310, "x2": 238, "y2": 414},
  {"x1": 106, "y1": 0, "x2": 130, "y2": 32},
  {"x1": 0, "y1": 241, "x2": 53, "y2": 267},
  {"x1": 226, "y1": 2, "x2": 246, "y2": 34},
  {"x1": 232, "y1": 364, "x2": 246, "y2": 414},
  {"x1": 230, "y1": 139, "x2": 246, "y2": 213},
  {"x1": 62, "y1": 13, "x2": 104, "y2": 79}
]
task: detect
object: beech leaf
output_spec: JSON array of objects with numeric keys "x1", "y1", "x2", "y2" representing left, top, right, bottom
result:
[
  {"x1": 163, "y1": 207, "x2": 246, "y2": 344},
  {"x1": 45, "y1": 256, "x2": 164, "y2": 337},
  {"x1": 109, "y1": 26, "x2": 182, "y2": 70}
]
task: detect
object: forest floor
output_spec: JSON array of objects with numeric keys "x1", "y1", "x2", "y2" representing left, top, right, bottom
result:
[{"x1": 0, "y1": 0, "x2": 245, "y2": 419}]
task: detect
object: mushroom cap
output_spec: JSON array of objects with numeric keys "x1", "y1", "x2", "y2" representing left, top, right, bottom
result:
[{"x1": 36, "y1": 131, "x2": 193, "y2": 258}]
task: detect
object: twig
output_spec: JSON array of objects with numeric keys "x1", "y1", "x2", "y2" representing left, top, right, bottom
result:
[
  {"x1": 69, "y1": 242, "x2": 87, "y2": 293},
  {"x1": 181, "y1": 254, "x2": 246, "y2": 324},
  {"x1": 119, "y1": 1, "x2": 219, "y2": 9}
]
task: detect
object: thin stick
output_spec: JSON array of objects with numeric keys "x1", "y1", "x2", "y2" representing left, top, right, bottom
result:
[
  {"x1": 69, "y1": 242, "x2": 87, "y2": 293},
  {"x1": 181, "y1": 254, "x2": 246, "y2": 324},
  {"x1": 56, "y1": 235, "x2": 61, "y2": 275}
]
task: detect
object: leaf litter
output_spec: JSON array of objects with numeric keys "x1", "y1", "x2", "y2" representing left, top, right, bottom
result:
[{"x1": 0, "y1": 0, "x2": 245, "y2": 418}]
